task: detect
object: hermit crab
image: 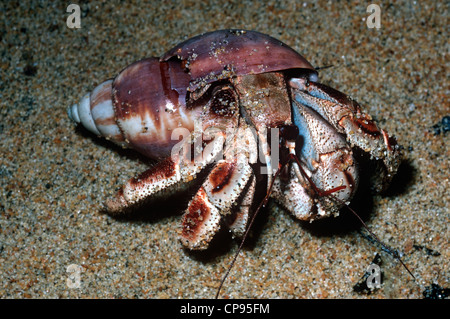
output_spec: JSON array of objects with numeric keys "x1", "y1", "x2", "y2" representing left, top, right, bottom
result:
[{"x1": 68, "y1": 29, "x2": 402, "y2": 251}]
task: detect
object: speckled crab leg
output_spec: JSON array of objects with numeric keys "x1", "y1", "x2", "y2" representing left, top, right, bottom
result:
[
  {"x1": 226, "y1": 174, "x2": 256, "y2": 238},
  {"x1": 271, "y1": 165, "x2": 316, "y2": 220},
  {"x1": 105, "y1": 131, "x2": 226, "y2": 214},
  {"x1": 179, "y1": 123, "x2": 258, "y2": 250},
  {"x1": 289, "y1": 78, "x2": 402, "y2": 191}
]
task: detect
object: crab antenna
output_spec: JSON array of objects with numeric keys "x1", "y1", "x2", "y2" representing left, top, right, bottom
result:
[
  {"x1": 314, "y1": 64, "x2": 334, "y2": 71},
  {"x1": 290, "y1": 154, "x2": 416, "y2": 280},
  {"x1": 345, "y1": 203, "x2": 416, "y2": 280}
]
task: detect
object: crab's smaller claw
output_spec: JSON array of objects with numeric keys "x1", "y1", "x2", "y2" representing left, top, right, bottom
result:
[{"x1": 289, "y1": 78, "x2": 402, "y2": 192}]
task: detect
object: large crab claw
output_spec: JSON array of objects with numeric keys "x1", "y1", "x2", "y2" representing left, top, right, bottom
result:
[
  {"x1": 272, "y1": 100, "x2": 359, "y2": 220},
  {"x1": 289, "y1": 78, "x2": 402, "y2": 192}
]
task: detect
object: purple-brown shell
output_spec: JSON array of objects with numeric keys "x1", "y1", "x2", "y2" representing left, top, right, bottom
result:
[
  {"x1": 161, "y1": 29, "x2": 316, "y2": 92},
  {"x1": 68, "y1": 30, "x2": 317, "y2": 161},
  {"x1": 112, "y1": 58, "x2": 201, "y2": 159}
]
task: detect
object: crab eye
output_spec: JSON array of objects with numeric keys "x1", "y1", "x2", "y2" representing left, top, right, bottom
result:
[
  {"x1": 209, "y1": 86, "x2": 238, "y2": 117},
  {"x1": 308, "y1": 72, "x2": 319, "y2": 83}
]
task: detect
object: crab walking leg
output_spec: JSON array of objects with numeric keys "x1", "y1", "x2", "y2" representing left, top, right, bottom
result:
[
  {"x1": 285, "y1": 98, "x2": 358, "y2": 218},
  {"x1": 180, "y1": 158, "x2": 253, "y2": 250},
  {"x1": 180, "y1": 124, "x2": 257, "y2": 250},
  {"x1": 272, "y1": 166, "x2": 315, "y2": 220},
  {"x1": 226, "y1": 174, "x2": 256, "y2": 238},
  {"x1": 222, "y1": 122, "x2": 260, "y2": 238},
  {"x1": 289, "y1": 78, "x2": 401, "y2": 191},
  {"x1": 106, "y1": 133, "x2": 226, "y2": 214}
]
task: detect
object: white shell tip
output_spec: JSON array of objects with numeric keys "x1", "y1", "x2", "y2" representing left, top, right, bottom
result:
[
  {"x1": 67, "y1": 103, "x2": 80, "y2": 123},
  {"x1": 78, "y1": 93, "x2": 101, "y2": 135}
]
